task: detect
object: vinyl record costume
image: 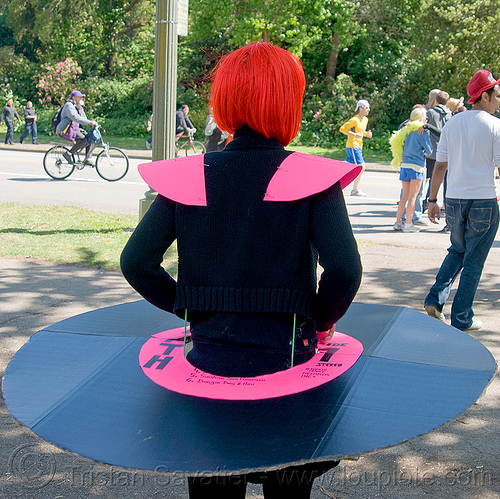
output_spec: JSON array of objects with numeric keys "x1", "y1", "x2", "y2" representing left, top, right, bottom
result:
[{"x1": 2, "y1": 43, "x2": 496, "y2": 499}]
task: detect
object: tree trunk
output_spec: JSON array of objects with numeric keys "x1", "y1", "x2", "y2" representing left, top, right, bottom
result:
[
  {"x1": 262, "y1": 29, "x2": 270, "y2": 42},
  {"x1": 326, "y1": 32, "x2": 340, "y2": 79}
]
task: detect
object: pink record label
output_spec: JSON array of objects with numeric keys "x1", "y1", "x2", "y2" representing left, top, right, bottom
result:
[{"x1": 139, "y1": 328, "x2": 363, "y2": 400}]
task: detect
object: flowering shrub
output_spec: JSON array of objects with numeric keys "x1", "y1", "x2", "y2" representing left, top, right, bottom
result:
[{"x1": 36, "y1": 58, "x2": 83, "y2": 106}]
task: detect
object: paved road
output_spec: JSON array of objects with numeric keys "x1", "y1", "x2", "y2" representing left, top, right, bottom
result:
[
  {"x1": 0, "y1": 148, "x2": 148, "y2": 214},
  {"x1": 2, "y1": 147, "x2": 499, "y2": 251}
]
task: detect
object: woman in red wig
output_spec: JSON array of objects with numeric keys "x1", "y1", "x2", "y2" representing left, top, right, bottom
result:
[{"x1": 121, "y1": 42, "x2": 362, "y2": 499}]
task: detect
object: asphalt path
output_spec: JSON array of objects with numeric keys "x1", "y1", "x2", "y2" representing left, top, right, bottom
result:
[
  {"x1": 3, "y1": 147, "x2": 499, "y2": 251},
  {"x1": 0, "y1": 148, "x2": 148, "y2": 214}
]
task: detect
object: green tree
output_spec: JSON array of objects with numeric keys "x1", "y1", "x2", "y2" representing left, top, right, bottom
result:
[
  {"x1": 5, "y1": 0, "x2": 155, "y2": 77},
  {"x1": 414, "y1": 0, "x2": 500, "y2": 98}
]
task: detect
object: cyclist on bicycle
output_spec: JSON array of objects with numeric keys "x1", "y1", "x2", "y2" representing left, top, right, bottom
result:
[
  {"x1": 56, "y1": 90, "x2": 98, "y2": 166},
  {"x1": 175, "y1": 104, "x2": 196, "y2": 142}
]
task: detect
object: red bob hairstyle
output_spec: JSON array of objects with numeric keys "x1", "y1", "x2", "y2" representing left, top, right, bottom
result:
[{"x1": 210, "y1": 43, "x2": 306, "y2": 146}]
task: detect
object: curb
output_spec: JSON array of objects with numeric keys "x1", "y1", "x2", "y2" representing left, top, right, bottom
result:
[
  {"x1": 0, "y1": 143, "x2": 152, "y2": 160},
  {"x1": 0, "y1": 143, "x2": 396, "y2": 170}
]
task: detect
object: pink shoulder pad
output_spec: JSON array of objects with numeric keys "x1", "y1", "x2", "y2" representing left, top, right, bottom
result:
[
  {"x1": 263, "y1": 152, "x2": 362, "y2": 202},
  {"x1": 138, "y1": 155, "x2": 207, "y2": 207}
]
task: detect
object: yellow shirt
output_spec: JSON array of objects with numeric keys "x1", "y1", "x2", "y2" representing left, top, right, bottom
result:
[{"x1": 339, "y1": 115, "x2": 369, "y2": 149}]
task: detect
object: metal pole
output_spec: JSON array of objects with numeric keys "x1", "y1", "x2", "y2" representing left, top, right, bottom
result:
[{"x1": 139, "y1": 0, "x2": 178, "y2": 220}]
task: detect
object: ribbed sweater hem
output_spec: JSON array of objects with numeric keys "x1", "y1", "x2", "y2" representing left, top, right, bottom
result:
[{"x1": 174, "y1": 286, "x2": 315, "y2": 319}]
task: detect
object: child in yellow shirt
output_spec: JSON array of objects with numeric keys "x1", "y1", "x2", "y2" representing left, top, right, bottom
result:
[{"x1": 339, "y1": 100, "x2": 372, "y2": 196}]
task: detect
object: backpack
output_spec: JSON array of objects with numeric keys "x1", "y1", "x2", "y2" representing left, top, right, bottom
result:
[{"x1": 51, "y1": 107, "x2": 63, "y2": 134}]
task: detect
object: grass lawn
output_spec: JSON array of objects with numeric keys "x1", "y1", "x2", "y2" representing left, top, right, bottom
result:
[
  {"x1": 9, "y1": 131, "x2": 149, "y2": 151},
  {"x1": 1, "y1": 203, "x2": 372, "y2": 271},
  {"x1": 289, "y1": 144, "x2": 391, "y2": 163},
  {"x1": 0, "y1": 203, "x2": 178, "y2": 273}
]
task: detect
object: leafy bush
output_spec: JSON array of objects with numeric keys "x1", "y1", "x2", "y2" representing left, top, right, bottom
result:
[
  {"x1": 300, "y1": 74, "x2": 360, "y2": 147},
  {"x1": 83, "y1": 76, "x2": 153, "y2": 119},
  {"x1": 35, "y1": 58, "x2": 83, "y2": 107},
  {"x1": 33, "y1": 107, "x2": 58, "y2": 135},
  {"x1": 0, "y1": 46, "x2": 36, "y2": 101}
]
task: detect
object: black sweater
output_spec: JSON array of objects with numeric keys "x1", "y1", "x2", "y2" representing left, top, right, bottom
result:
[{"x1": 121, "y1": 131, "x2": 362, "y2": 333}]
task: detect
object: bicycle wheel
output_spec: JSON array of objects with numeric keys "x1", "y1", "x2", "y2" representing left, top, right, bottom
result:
[
  {"x1": 184, "y1": 141, "x2": 206, "y2": 156},
  {"x1": 95, "y1": 147, "x2": 129, "y2": 181},
  {"x1": 43, "y1": 146, "x2": 75, "y2": 180}
]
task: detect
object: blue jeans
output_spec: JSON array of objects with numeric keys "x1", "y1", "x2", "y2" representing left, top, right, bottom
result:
[
  {"x1": 4, "y1": 120, "x2": 14, "y2": 144},
  {"x1": 425, "y1": 198, "x2": 499, "y2": 330},
  {"x1": 20, "y1": 122, "x2": 37, "y2": 143}
]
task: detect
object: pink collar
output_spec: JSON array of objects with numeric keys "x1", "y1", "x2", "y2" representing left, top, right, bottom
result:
[{"x1": 138, "y1": 152, "x2": 362, "y2": 206}]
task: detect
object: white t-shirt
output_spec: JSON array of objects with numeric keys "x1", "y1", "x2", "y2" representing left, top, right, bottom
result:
[{"x1": 436, "y1": 110, "x2": 500, "y2": 199}]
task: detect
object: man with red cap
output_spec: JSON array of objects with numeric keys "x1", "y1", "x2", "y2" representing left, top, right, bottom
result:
[{"x1": 424, "y1": 70, "x2": 500, "y2": 331}]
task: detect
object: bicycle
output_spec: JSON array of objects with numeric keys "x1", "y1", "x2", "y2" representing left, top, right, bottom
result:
[
  {"x1": 43, "y1": 126, "x2": 129, "y2": 181},
  {"x1": 175, "y1": 129, "x2": 206, "y2": 157}
]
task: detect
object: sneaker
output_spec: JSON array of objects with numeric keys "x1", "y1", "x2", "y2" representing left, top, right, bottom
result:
[
  {"x1": 63, "y1": 151, "x2": 74, "y2": 164},
  {"x1": 351, "y1": 189, "x2": 367, "y2": 197},
  {"x1": 19, "y1": 140, "x2": 23, "y2": 144},
  {"x1": 83, "y1": 160, "x2": 94, "y2": 167},
  {"x1": 146, "y1": 140, "x2": 152, "y2": 150},
  {"x1": 438, "y1": 225, "x2": 450, "y2": 233},
  {"x1": 462, "y1": 320, "x2": 482, "y2": 331},
  {"x1": 403, "y1": 223, "x2": 420, "y2": 232},
  {"x1": 393, "y1": 221, "x2": 404, "y2": 231},
  {"x1": 425, "y1": 305, "x2": 446, "y2": 322},
  {"x1": 413, "y1": 219, "x2": 428, "y2": 226}
]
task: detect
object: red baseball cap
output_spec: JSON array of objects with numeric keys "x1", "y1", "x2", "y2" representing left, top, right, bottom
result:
[{"x1": 467, "y1": 70, "x2": 500, "y2": 104}]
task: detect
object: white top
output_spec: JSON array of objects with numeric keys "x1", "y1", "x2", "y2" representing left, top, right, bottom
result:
[{"x1": 436, "y1": 110, "x2": 500, "y2": 199}]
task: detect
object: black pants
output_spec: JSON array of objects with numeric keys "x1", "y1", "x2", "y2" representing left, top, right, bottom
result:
[
  {"x1": 187, "y1": 462, "x2": 339, "y2": 499},
  {"x1": 69, "y1": 128, "x2": 96, "y2": 159}
]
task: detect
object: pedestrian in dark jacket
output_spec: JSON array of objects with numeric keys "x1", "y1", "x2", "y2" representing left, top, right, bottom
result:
[
  {"x1": 19, "y1": 101, "x2": 38, "y2": 144},
  {"x1": 1, "y1": 98, "x2": 21, "y2": 144}
]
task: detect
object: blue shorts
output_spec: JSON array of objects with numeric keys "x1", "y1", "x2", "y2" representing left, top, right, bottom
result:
[
  {"x1": 399, "y1": 167, "x2": 425, "y2": 182},
  {"x1": 346, "y1": 147, "x2": 364, "y2": 165}
]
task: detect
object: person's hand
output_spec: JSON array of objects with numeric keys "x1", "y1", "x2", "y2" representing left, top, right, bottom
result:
[
  {"x1": 317, "y1": 324, "x2": 336, "y2": 341},
  {"x1": 416, "y1": 126, "x2": 424, "y2": 135},
  {"x1": 365, "y1": 130, "x2": 373, "y2": 138},
  {"x1": 146, "y1": 125, "x2": 151, "y2": 132},
  {"x1": 90, "y1": 120, "x2": 98, "y2": 127},
  {"x1": 427, "y1": 202, "x2": 441, "y2": 224}
]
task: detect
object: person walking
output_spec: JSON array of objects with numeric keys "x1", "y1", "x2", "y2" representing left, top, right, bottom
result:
[
  {"x1": 1, "y1": 98, "x2": 21, "y2": 145},
  {"x1": 121, "y1": 42, "x2": 362, "y2": 499},
  {"x1": 19, "y1": 100, "x2": 38, "y2": 144},
  {"x1": 423, "y1": 91, "x2": 452, "y2": 215},
  {"x1": 204, "y1": 112, "x2": 228, "y2": 152},
  {"x1": 391, "y1": 106, "x2": 433, "y2": 232},
  {"x1": 146, "y1": 113, "x2": 153, "y2": 149},
  {"x1": 339, "y1": 99, "x2": 372, "y2": 196},
  {"x1": 424, "y1": 70, "x2": 500, "y2": 331}
]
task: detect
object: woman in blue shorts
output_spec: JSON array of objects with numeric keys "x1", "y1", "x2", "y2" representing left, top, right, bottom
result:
[{"x1": 391, "y1": 107, "x2": 433, "y2": 232}]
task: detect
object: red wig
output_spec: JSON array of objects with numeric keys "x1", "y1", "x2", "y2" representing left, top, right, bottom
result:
[{"x1": 210, "y1": 43, "x2": 306, "y2": 146}]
